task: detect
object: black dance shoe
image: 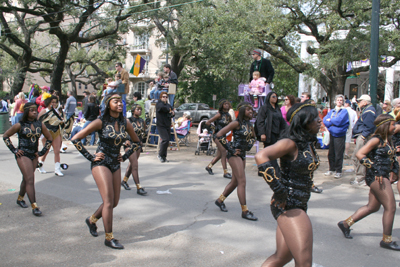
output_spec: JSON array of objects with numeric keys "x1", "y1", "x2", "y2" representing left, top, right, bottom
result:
[
  {"x1": 310, "y1": 186, "x2": 323, "y2": 193},
  {"x1": 17, "y1": 200, "x2": 28, "y2": 208},
  {"x1": 121, "y1": 181, "x2": 131, "y2": 190},
  {"x1": 205, "y1": 167, "x2": 214, "y2": 175},
  {"x1": 380, "y1": 240, "x2": 400, "y2": 251},
  {"x1": 215, "y1": 200, "x2": 228, "y2": 212},
  {"x1": 85, "y1": 217, "x2": 98, "y2": 237},
  {"x1": 337, "y1": 221, "x2": 353, "y2": 239},
  {"x1": 137, "y1": 188, "x2": 147, "y2": 195},
  {"x1": 223, "y1": 173, "x2": 232, "y2": 179},
  {"x1": 163, "y1": 157, "x2": 169, "y2": 163},
  {"x1": 32, "y1": 208, "x2": 42, "y2": 216},
  {"x1": 105, "y1": 239, "x2": 124, "y2": 249},
  {"x1": 242, "y1": 211, "x2": 258, "y2": 221}
]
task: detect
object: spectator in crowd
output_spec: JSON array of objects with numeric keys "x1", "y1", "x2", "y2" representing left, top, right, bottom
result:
[
  {"x1": 115, "y1": 62, "x2": 129, "y2": 114},
  {"x1": 382, "y1": 100, "x2": 392, "y2": 114},
  {"x1": 148, "y1": 81, "x2": 157, "y2": 100},
  {"x1": 82, "y1": 95, "x2": 99, "y2": 146},
  {"x1": 281, "y1": 94, "x2": 295, "y2": 125},
  {"x1": 82, "y1": 90, "x2": 90, "y2": 115},
  {"x1": 29, "y1": 89, "x2": 40, "y2": 104},
  {"x1": 323, "y1": 95, "x2": 349, "y2": 179},
  {"x1": 144, "y1": 95, "x2": 152, "y2": 115},
  {"x1": 13, "y1": 92, "x2": 27, "y2": 124},
  {"x1": 389, "y1": 98, "x2": 400, "y2": 118},
  {"x1": 344, "y1": 99, "x2": 358, "y2": 159},
  {"x1": 133, "y1": 92, "x2": 145, "y2": 120},
  {"x1": 256, "y1": 91, "x2": 287, "y2": 148},
  {"x1": 156, "y1": 92, "x2": 174, "y2": 163},
  {"x1": 301, "y1": 92, "x2": 311, "y2": 103},
  {"x1": 91, "y1": 91, "x2": 100, "y2": 105},
  {"x1": 0, "y1": 96, "x2": 8, "y2": 112},
  {"x1": 295, "y1": 97, "x2": 301, "y2": 103},
  {"x1": 249, "y1": 49, "x2": 274, "y2": 91},
  {"x1": 175, "y1": 114, "x2": 191, "y2": 135},
  {"x1": 64, "y1": 91, "x2": 77, "y2": 121},
  {"x1": 163, "y1": 64, "x2": 178, "y2": 107},
  {"x1": 375, "y1": 94, "x2": 383, "y2": 117},
  {"x1": 351, "y1": 94, "x2": 376, "y2": 185}
]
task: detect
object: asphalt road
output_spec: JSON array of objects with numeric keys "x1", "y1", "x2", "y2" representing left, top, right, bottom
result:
[{"x1": 1, "y1": 135, "x2": 400, "y2": 267}]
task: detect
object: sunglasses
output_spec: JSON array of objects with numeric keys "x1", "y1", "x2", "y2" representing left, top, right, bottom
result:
[
  {"x1": 271, "y1": 95, "x2": 277, "y2": 98},
  {"x1": 162, "y1": 96, "x2": 168, "y2": 98},
  {"x1": 284, "y1": 98, "x2": 289, "y2": 101}
]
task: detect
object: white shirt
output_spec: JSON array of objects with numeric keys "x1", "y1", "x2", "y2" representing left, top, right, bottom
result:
[{"x1": 345, "y1": 106, "x2": 358, "y2": 129}]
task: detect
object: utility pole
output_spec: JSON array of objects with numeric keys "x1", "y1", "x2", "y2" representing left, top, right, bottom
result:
[{"x1": 369, "y1": 0, "x2": 380, "y2": 107}]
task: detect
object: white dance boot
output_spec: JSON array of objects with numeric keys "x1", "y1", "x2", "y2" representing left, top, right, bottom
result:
[
  {"x1": 55, "y1": 162, "x2": 64, "y2": 176},
  {"x1": 37, "y1": 161, "x2": 47, "y2": 174}
]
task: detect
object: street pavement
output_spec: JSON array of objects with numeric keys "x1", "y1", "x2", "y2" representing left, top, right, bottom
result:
[{"x1": 1, "y1": 134, "x2": 400, "y2": 267}]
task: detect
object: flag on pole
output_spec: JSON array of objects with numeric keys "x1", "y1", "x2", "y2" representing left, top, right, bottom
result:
[{"x1": 130, "y1": 54, "x2": 146, "y2": 76}]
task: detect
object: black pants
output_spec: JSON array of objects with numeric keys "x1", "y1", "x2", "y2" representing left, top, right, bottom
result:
[
  {"x1": 157, "y1": 126, "x2": 170, "y2": 158},
  {"x1": 328, "y1": 134, "x2": 346, "y2": 173}
]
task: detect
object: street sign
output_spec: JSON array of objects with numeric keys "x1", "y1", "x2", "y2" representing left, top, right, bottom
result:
[{"x1": 212, "y1": 95, "x2": 216, "y2": 101}]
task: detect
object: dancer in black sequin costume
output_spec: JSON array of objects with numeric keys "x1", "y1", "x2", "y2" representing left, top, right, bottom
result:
[
  {"x1": 3, "y1": 103, "x2": 53, "y2": 216},
  {"x1": 255, "y1": 102, "x2": 321, "y2": 266},
  {"x1": 37, "y1": 95, "x2": 65, "y2": 176},
  {"x1": 391, "y1": 111, "x2": 400, "y2": 204},
  {"x1": 121, "y1": 104, "x2": 147, "y2": 195},
  {"x1": 205, "y1": 100, "x2": 232, "y2": 178},
  {"x1": 71, "y1": 94, "x2": 141, "y2": 249},
  {"x1": 338, "y1": 114, "x2": 400, "y2": 251},
  {"x1": 214, "y1": 102, "x2": 257, "y2": 221}
]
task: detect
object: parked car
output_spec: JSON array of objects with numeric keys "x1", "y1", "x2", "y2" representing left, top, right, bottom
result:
[{"x1": 174, "y1": 103, "x2": 218, "y2": 123}]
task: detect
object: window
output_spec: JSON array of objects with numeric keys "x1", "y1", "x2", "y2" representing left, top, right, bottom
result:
[
  {"x1": 134, "y1": 34, "x2": 149, "y2": 50},
  {"x1": 134, "y1": 82, "x2": 147, "y2": 97},
  {"x1": 198, "y1": 104, "x2": 209, "y2": 110}
]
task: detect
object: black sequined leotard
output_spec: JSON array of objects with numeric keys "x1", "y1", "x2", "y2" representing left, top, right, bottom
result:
[
  {"x1": 227, "y1": 119, "x2": 255, "y2": 160},
  {"x1": 364, "y1": 136, "x2": 398, "y2": 187},
  {"x1": 91, "y1": 116, "x2": 128, "y2": 173},
  {"x1": 129, "y1": 117, "x2": 145, "y2": 143},
  {"x1": 213, "y1": 112, "x2": 231, "y2": 140},
  {"x1": 392, "y1": 121, "x2": 400, "y2": 156},
  {"x1": 271, "y1": 142, "x2": 320, "y2": 220},
  {"x1": 17, "y1": 120, "x2": 42, "y2": 160}
]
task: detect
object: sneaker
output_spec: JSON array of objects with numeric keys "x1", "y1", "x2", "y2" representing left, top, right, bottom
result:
[
  {"x1": 334, "y1": 173, "x2": 343, "y2": 179},
  {"x1": 310, "y1": 186, "x2": 323, "y2": 193},
  {"x1": 157, "y1": 155, "x2": 165, "y2": 163},
  {"x1": 37, "y1": 166, "x2": 47, "y2": 174},
  {"x1": 324, "y1": 171, "x2": 334, "y2": 176}
]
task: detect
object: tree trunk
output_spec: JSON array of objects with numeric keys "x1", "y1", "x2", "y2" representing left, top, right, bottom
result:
[
  {"x1": 65, "y1": 64, "x2": 77, "y2": 97},
  {"x1": 51, "y1": 38, "x2": 70, "y2": 95},
  {"x1": 11, "y1": 69, "x2": 27, "y2": 96}
]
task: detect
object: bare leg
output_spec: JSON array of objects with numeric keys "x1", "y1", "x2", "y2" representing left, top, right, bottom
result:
[
  {"x1": 214, "y1": 139, "x2": 228, "y2": 170},
  {"x1": 52, "y1": 134, "x2": 62, "y2": 163},
  {"x1": 16, "y1": 156, "x2": 38, "y2": 204},
  {"x1": 263, "y1": 209, "x2": 313, "y2": 267},
  {"x1": 39, "y1": 137, "x2": 48, "y2": 162},
  {"x1": 343, "y1": 188, "x2": 381, "y2": 228},
  {"x1": 125, "y1": 150, "x2": 141, "y2": 185},
  {"x1": 91, "y1": 166, "x2": 121, "y2": 233}
]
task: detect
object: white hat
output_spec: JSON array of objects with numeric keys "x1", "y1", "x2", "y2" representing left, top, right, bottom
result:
[{"x1": 357, "y1": 94, "x2": 371, "y2": 102}]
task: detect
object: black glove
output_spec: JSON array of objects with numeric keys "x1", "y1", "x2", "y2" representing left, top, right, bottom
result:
[
  {"x1": 122, "y1": 142, "x2": 140, "y2": 162},
  {"x1": 360, "y1": 157, "x2": 373, "y2": 168},
  {"x1": 258, "y1": 161, "x2": 287, "y2": 204},
  {"x1": 38, "y1": 139, "x2": 52, "y2": 156},
  {"x1": 217, "y1": 135, "x2": 235, "y2": 155},
  {"x1": 3, "y1": 137, "x2": 18, "y2": 154},
  {"x1": 72, "y1": 139, "x2": 95, "y2": 162}
]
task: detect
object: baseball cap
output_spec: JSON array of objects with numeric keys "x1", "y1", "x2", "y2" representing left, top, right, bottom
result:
[
  {"x1": 345, "y1": 99, "x2": 351, "y2": 105},
  {"x1": 357, "y1": 95, "x2": 371, "y2": 102}
]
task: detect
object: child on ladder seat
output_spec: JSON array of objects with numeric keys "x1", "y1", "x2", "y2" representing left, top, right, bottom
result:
[{"x1": 249, "y1": 71, "x2": 265, "y2": 108}]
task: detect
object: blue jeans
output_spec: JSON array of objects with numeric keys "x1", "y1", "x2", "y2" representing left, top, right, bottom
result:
[
  {"x1": 169, "y1": 94, "x2": 175, "y2": 107},
  {"x1": 81, "y1": 120, "x2": 95, "y2": 145},
  {"x1": 70, "y1": 126, "x2": 82, "y2": 140},
  {"x1": 154, "y1": 89, "x2": 165, "y2": 101},
  {"x1": 121, "y1": 94, "x2": 127, "y2": 117},
  {"x1": 15, "y1": 113, "x2": 23, "y2": 124},
  {"x1": 66, "y1": 112, "x2": 74, "y2": 121},
  {"x1": 150, "y1": 89, "x2": 156, "y2": 100}
]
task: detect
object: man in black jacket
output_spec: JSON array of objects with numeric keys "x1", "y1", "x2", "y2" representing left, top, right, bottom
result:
[
  {"x1": 249, "y1": 49, "x2": 275, "y2": 88},
  {"x1": 351, "y1": 94, "x2": 376, "y2": 185}
]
